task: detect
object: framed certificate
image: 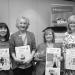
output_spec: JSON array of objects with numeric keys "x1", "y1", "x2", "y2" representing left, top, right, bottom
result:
[
  {"x1": 65, "y1": 47, "x2": 75, "y2": 70},
  {"x1": 0, "y1": 48, "x2": 10, "y2": 70},
  {"x1": 15, "y1": 45, "x2": 31, "y2": 62},
  {"x1": 46, "y1": 48, "x2": 61, "y2": 68},
  {"x1": 45, "y1": 48, "x2": 61, "y2": 75},
  {"x1": 63, "y1": 33, "x2": 75, "y2": 70}
]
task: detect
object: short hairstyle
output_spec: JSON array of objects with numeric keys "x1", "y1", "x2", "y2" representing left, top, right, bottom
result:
[
  {"x1": 0, "y1": 23, "x2": 10, "y2": 41},
  {"x1": 16, "y1": 16, "x2": 30, "y2": 28},
  {"x1": 68, "y1": 15, "x2": 75, "y2": 24},
  {"x1": 43, "y1": 29, "x2": 55, "y2": 43},
  {"x1": 67, "y1": 15, "x2": 75, "y2": 34}
]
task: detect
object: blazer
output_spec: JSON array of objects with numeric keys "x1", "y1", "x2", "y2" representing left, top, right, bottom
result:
[{"x1": 9, "y1": 31, "x2": 36, "y2": 69}]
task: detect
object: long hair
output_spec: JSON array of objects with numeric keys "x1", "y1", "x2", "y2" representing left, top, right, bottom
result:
[
  {"x1": 43, "y1": 29, "x2": 55, "y2": 43},
  {"x1": 0, "y1": 23, "x2": 10, "y2": 41}
]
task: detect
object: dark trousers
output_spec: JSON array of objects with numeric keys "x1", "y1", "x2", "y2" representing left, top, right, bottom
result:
[
  {"x1": 0, "y1": 70, "x2": 9, "y2": 75},
  {"x1": 13, "y1": 66, "x2": 33, "y2": 75},
  {"x1": 0, "y1": 70, "x2": 13, "y2": 75}
]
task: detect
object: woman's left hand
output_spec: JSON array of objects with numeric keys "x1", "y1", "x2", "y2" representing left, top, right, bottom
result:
[
  {"x1": 57, "y1": 56, "x2": 63, "y2": 61},
  {"x1": 23, "y1": 51, "x2": 35, "y2": 64},
  {"x1": 23, "y1": 55, "x2": 33, "y2": 64}
]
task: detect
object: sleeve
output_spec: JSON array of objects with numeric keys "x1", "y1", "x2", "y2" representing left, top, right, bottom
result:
[
  {"x1": 36, "y1": 44, "x2": 46, "y2": 61},
  {"x1": 37, "y1": 45, "x2": 44, "y2": 53},
  {"x1": 31, "y1": 32, "x2": 36, "y2": 52},
  {"x1": 61, "y1": 44, "x2": 64, "y2": 59},
  {"x1": 9, "y1": 34, "x2": 15, "y2": 55},
  {"x1": 60, "y1": 43, "x2": 65, "y2": 71}
]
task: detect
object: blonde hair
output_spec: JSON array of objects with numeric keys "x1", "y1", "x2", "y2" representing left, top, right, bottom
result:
[
  {"x1": 68, "y1": 15, "x2": 75, "y2": 23},
  {"x1": 16, "y1": 16, "x2": 30, "y2": 28},
  {"x1": 67, "y1": 15, "x2": 75, "y2": 34}
]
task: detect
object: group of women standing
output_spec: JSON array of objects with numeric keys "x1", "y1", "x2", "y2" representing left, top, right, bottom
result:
[
  {"x1": 0, "y1": 15, "x2": 75, "y2": 75},
  {"x1": 0, "y1": 16, "x2": 36, "y2": 75}
]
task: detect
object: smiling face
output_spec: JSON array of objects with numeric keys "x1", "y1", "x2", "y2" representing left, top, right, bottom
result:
[
  {"x1": 68, "y1": 15, "x2": 75, "y2": 33},
  {"x1": 0, "y1": 27, "x2": 7, "y2": 37},
  {"x1": 16, "y1": 17, "x2": 29, "y2": 33},
  {"x1": 45, "y1": 29, "x2": 54, "y2": 43},
  {"x1": 69, "y1": 23, "x2": 75, "y2": 32}
]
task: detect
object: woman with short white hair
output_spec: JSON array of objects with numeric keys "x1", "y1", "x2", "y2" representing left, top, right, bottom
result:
[{"x1": 10, "y1": 16, "x2": 36, "y2": 75}]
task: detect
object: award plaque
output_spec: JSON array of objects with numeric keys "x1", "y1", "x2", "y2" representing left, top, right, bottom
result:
[
  {"x1": 45, "y1": 48, "x2": 61, "y2": 75},
  {"x1": 15, "y1": 45, "x2": 31, "y2": 62},
  {"x1": 0, "y1": 48, "x2": 10, "y2": 70}
]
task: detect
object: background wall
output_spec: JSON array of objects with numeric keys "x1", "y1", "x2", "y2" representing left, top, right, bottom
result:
[
  {"x1": 0, "y1": 0, "x2": 9, "y2": 25},
  {"x1": 8, "y1": 0, "x2": 51, "y2": 45},
  {"x1": 0, "y1": 0, "x2": 75, "y2": 46}
]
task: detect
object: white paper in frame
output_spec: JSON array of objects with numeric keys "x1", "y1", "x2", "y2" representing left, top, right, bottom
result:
[
  {"x1": 46, "y1": 48, "x2": 61, "y2": 68},
  {"x1": 45, "y1": 67, "x2": 60, "y2": 75},
  {"x1": 0, "y1": 48, "x2": 10, "y2": 70},
  {"x1": 45, "y1": 48, "x2": 61, "y2": 75},
  {"x1": 65, "y1": 47, "x2": 75, "y2": 70},
  {"x1": 15, "y1": 45, "x2": 31, "y2": 62}
]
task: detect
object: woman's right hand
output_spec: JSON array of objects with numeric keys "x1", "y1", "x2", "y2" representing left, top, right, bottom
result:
[
  {"x1": 14, "y1": 57, "x2": 24, "y2": 63},
  {"x1": 34, "y1": 52, "x2": 44, "y2": 61},
  {"x1": 12, "y1": 53, "x2": 23, "y2": 63}
]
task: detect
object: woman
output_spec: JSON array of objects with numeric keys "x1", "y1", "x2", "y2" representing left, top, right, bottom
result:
[
  {"x1": 0, "y1": 23, "x2": 11, "y2": 75},
  {"x1": 10, "y1": 16, "x2": 36, "y2": 75},
  {"x1": 63, "y1": 15, "x2": 75, "y2": 75},
  {"x1": 34, "y1": 27, "x2": 64, "y2": 75}
]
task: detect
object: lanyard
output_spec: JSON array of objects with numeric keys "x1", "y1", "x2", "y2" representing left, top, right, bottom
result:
[{"x1": 20, "y1": 33, "x2": 27, "y2": 45}]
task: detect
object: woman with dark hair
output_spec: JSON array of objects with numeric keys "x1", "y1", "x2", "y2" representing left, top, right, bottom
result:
[
  {"x1": 0, "y1": 23, "x2": 10, "y2": 41},
  {"x1": 34, "y1": 27, "x2": 63, "y2": 75},
  {"x1": 0, "y1": 23, "x2": 11, "y2": 75}
]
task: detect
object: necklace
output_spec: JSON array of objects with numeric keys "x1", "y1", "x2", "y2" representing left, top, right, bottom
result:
[{"x1": 19, "y1": 32, "x2": 27, "y2": 45}]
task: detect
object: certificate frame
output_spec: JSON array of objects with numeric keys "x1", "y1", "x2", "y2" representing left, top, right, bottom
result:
[
  {"x1": 45, "y1": 48, "x2": 61, "y2": 75},
  {"x1": 0, "y1": 48, "x2": 10, "y2": 70},
  {"x1": 15, "y1": 45, "x2": 31, "y2": 62}
]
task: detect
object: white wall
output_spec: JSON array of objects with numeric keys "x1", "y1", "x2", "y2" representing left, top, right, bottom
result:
[
  {"x1": 0, "y1": 0, "x2": 9, "y2": 25},
  {"x1": 0, "y1": 0, "x2": 75, "y2": 45}
]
